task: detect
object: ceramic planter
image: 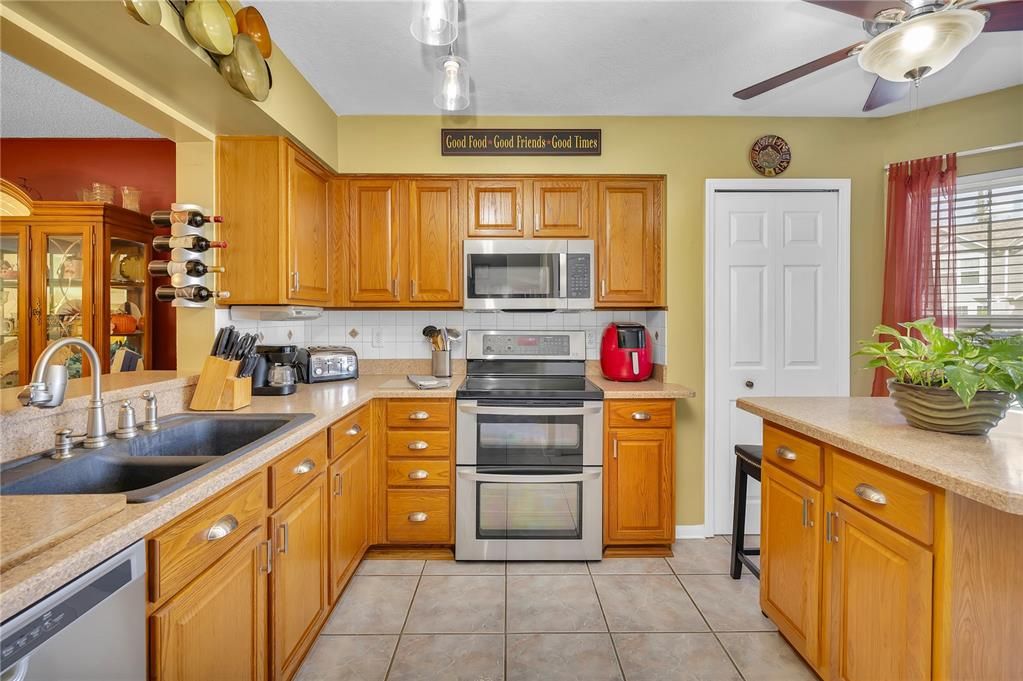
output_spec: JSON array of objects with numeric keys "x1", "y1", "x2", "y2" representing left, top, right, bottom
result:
[{"x1": 887, "y1": 379, "x2": 1014, "y2": 436}]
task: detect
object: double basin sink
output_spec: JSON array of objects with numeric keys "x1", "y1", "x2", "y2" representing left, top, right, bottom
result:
[{"x1": 0, "y1": 413, "x2": 315, "y2": 503}]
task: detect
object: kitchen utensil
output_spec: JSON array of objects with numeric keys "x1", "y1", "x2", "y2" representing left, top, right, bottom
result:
[
  {"x1": 445, "y1": 328, "x2": 462, "y2": 344},
  {"x1": 219, "y1": 33, "x2": 270, "y2": 101},
  {"x1": 431, "y1": 350, "x2": 451, "y2": 378},
  {"x1": 440, "y1": 327, "x2": 450, "y2": 351},
  {"x1": 235, "y1": 5, "x2": 272, "y2": 58},
  {"x1": 122, "y1": 0, "x2": 162, "y2": 25},
  {"x1": 210, "y1": 326, "x2": 226, "y2": 356},
  {"x1": 218, "y1": 0, "x2": 238, "y2": 34},
  {"x1": 184, "y1": 0, "x2": 235, "y2": 56}
]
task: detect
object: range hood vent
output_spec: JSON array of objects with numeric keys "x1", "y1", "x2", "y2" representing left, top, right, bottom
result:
[{"x1": 229, "y1": 305, "x2": 323, "y2": 322}]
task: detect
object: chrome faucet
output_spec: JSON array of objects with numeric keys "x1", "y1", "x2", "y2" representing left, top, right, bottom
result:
[{"x1": 18, "y1": 338, "x2": 110, "y2": 450}]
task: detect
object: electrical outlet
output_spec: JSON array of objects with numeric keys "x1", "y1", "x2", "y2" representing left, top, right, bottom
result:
[
  {"x1": 371, "y1": 328, "x2": 384, "y2": 348},
  {"x1": 585, "y1": 329, "x2": 597, "y2": 348}
]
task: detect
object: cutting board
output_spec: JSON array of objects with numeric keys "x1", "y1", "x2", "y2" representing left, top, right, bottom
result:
[{"x1": 1, "y1": 494, "x2": 127, "y2": 572}]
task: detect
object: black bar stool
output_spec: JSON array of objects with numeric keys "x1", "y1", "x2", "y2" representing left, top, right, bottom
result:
[{"x1": 731, "y1": 444, "x2": 762, "y2": 579}]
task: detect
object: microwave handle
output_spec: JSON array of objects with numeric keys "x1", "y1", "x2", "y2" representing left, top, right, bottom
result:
[
  {"x1": 458, "y1": 469, "x2": 601, "y2": 484},
  {"x1": 458, "y1": 404, "x2": 603, "y2": 417},
  {"x1": 559, "y1": 252, "x2": 568, "y2": 299}
]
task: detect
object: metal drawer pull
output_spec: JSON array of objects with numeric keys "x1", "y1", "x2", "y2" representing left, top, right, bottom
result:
[
  {"x1": 345, "y1": 424, "x2": 362, "y2": 436},
  {"x1": 260, "y1": 540, "x2": 273, "y2": 574},
  {"x1": 334, "y1": 472, "x2": 343, "y2": 496},
  {"x1": 631, "y1": 411, "x2": 652, "y2": 421},
  {"x1": 825, "y1": 511, "x2": 833, "y2": 543},
  {"x1": 278, "y1": 523, "x2": 289, "y2": 553},
  {"x1": 206, "y1": 514, "x2": 239, "y2": 541},
  {"x1": 408, "y1": 512, "x2": 429, "y2": 523},
  {"x1": 409, "y1": 411, "x2": 430, "y2": 421},
  {"x1": 801, "y1": 498, "x2": 808, "y2": 528},
  {"x1": 293, "y1": 459, "x2": 316, "y2": 475},
  {"x1": 407, "y1": 440, "x2": 429, "y2": 450},
  {"x1": 408, "y1": 469, "x2": 430, "y2": 480},
  {"x1": 854, "y1": 483, "x2": 888, "y2": 506},
  {"x1": 775, "y1": 446, "x2": 797, "y2": 461}
]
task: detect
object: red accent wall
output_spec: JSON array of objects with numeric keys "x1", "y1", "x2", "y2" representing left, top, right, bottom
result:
[{"x1": 0, "y1": 137, "x2": 178, "y2": 370}]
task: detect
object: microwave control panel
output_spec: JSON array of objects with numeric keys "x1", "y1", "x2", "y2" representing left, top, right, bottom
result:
[{"x1": 566, "y1": 254, "x2": 591, "y2": 299}]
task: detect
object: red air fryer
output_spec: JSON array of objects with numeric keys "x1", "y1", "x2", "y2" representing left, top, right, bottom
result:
[{"x1": 600, "y1": 322, "x2": 653, "y2": 381}]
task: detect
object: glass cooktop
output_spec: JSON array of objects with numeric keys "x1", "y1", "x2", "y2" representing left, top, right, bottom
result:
[{"x1": 456, "y1": 375, "x2": 604, "y2": 401}]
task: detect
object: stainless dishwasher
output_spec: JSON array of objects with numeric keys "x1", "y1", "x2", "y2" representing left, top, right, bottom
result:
[{"x1": 0, "y1": 541, "x2": 146, "y2": 681}]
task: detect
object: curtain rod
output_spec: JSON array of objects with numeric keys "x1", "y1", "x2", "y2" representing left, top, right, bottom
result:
[{"x1": 883, "y1": 140, "x2": 1023, "y2": 171}]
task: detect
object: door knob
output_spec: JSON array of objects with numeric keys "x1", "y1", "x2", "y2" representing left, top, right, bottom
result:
[{"x1": 745, "y1": 380, "x2": 754, "y2": 389}]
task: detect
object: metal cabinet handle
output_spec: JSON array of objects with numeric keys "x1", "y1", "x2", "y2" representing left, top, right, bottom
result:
[
  {"x1": 408, "y1": 512, "x2": 428, "y2": 523},
  {"x1": 516, "y1": 208, "x2": 522, "y2": 232},
  {"x1": 775, "y1": 446, "x2": 797, "y2": 461},
  {"x1": 408, "y1": 469, "x2": 429, "y2": 480},
  {"x1": 206, "y1": 514, "x2": 238, "y2": 541},
  {"x1": 290, "y1": 271, "x2": 299, "y2": 292},
  {"x1": 806, "y1": 498, "x2": 814, "y2": 528},
  {"x1": 345, "y1": 424, "x2": 362, "y2": 436},
  {"x1": 260, "y1": 540, "x2": 273, "y2": 574},
  {"x1": 745, "y1": 380, "x2": 754, "y2": 389},
  {"x1": 391, "y1": 278, "x2": 398, "y2": 296},
  {"x1": 293, "y1": 458, "x2": 316, "y2": 475},
  {"x1": 278, "y1": 523, "x2": 289, "y2": 553},
  {"x1": 534, "y1": 214, "x2": 540, "y2": 232},
  {"x1": 408, "y1": 411, "x2": 430, "y2": 421},
  {"x1": 600, "y1": 279, "x2": 607, "y2": 297},
  {"x1": 334, "y1": 472, "x2": 343, "y2": 496},
  {"x1": 411, "y1": 279, "x2": 417, "y2": 297},
  {"x1": 825, "y1": 511, "x2": 834, "y2": 543},
  {"x1": 613, "y1": 438, "x2": 618, "y2": 460},
  {"x1": 831, "y1": 511, "x2": 840, "y2": 542},
  {"x1": 854, "y1": 483, "x2": 888, "y2": 506},
  {"x1": 631, "y1": 411, "x2": 651, "y2": 421},
  {"x1": 407, "y1": 440, "x2": 429, "y2": 450},
  {"x1": 801, "y1": 498, "x2": 808, "y2": 528}
]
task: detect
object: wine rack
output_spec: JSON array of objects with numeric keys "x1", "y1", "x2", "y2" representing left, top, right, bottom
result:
[{"x1": 147, "y1": 204, "x2": 229, "y2": 307}]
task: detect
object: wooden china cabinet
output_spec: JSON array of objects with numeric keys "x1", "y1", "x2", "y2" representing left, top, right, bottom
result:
[{"x1": 0, "y1": 198, "x2": 154, "y2": 385}]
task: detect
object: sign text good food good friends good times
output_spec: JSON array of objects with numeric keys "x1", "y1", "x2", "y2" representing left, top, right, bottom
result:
[{"x1": 441, "y1": 129, "x2": 601, "y2": 156}]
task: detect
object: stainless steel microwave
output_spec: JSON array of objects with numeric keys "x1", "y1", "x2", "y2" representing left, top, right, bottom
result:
[{"x1": 463, "y1": 239, "x2": 594, "y2": 311}]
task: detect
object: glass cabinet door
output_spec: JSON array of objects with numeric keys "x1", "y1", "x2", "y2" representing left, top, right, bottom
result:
[
  {"x1": 0, "y1": 230, "x2": 24, "y2": 387},
  {"x1": 108, "y1": 237, "x2": 147, "y2": 369},
  {"x1": 43, "y1": 233, "x2": 89, "y2": 378}
]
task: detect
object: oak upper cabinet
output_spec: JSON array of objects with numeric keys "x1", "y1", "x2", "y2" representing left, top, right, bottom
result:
[
  {"x1": 328, "y1": 437, "x2": 371, "y2": 601},
  {"x1": 761, "y1": 462, "x2": 823, "y2": 668},
  {"x1": 531, "y1": 179, "x2": 593, "y2": 238},
  {"x1": 830, "y1": 500, "x2": 933, "y2": 681},
  {"x1": 346, "y1": 178, "x2": 403, "y2": 304},
  {"x1": 408, "y1": 179, "x2": 462, "y2": 304},
  {"x1": 150, "y1": 529, "x2": 268, "y2": 681},
  {"x1": 596, "y1": 179, "x2": 664, "y2": 307},
  {"x1": 467, "y1": 179, "x2": 526, "y2": 237},
  {"x1": 270, "y1": 474, "x2": 329, "y2": 681},
  {"x1": 217, "y1": 136, "x2": 333, "y2": 305}
]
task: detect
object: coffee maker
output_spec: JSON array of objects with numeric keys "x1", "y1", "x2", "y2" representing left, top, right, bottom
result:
[{"x1": 251, "y1": 345, "x2": 299, "y2": 396}]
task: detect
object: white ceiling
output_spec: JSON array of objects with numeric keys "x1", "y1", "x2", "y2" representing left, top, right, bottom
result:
[
  {"x1": 0, "y1": 52, "x2": 161, "y2": 138},
  {"x1": 253, "y1": 0, "x2": 1023, "y2": 117}
]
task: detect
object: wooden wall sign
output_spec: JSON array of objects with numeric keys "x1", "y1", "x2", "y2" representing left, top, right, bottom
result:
[
  {"x1": 441, "y1": 129, "x2": 601, "y2": 156},
  {"x1": 750, "y1": 134, "x2": 791, "y2": 176}
]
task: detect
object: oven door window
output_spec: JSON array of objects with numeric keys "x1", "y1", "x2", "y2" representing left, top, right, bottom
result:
[
  {"x1": 477, "y1": 479, "x2": 583, "y2": 540},
  {"x1": 475, "y1": 414, "x2": 583, "y2": 466},
  {"x1": 467, "y1": 253, "x2": 559, "y2": 299}
]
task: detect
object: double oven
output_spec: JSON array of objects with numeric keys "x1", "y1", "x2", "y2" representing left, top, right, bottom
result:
[{"x1": 455, "y1": 331, "x2": 604, "y2": 561}]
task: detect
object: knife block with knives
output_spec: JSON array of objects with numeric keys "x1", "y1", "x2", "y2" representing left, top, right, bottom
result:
[{"x1": 190, "y1": 325, "x2": 256, "y2": 411}]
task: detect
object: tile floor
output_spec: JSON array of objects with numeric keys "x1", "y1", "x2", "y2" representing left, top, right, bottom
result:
[{"x1": 296, "y1": 537, "x2": 816, "y2": 681}]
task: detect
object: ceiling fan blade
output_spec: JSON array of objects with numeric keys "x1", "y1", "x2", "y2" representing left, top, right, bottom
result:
[
  {"x1": 862, "y1": 76, "x2": 911, "y2": 111},
  {"x1": 733, "y1": 42, "x2": 866, "y2": 100},
  {"x1": 976, "y1": 0, "x2": 1023, "y2": 30},
  {"x1": 802, "y1": 0, "x2": 910, "y2": 21}
]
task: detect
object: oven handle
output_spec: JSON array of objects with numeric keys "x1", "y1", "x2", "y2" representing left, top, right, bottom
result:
[
  {"x1": 457, "y1": 469, "x2": 602, "y2": 484},
  {"x1": 458, "y1": 404, "x2": 603, "y2": 416}
]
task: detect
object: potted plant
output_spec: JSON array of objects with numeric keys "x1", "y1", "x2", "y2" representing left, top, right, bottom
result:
[{"x1": 856, "y1": 318, "x2": 1023, "y2": 435}]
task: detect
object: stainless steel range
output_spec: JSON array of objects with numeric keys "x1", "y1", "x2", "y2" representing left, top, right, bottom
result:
[{"x1": 456, "y1": 330, "x2": 604, "y2": 561}]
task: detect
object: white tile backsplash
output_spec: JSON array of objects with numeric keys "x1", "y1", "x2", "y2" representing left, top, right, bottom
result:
[{"x1": 217, "y1": 308, "x2": 669, "y2": 364}]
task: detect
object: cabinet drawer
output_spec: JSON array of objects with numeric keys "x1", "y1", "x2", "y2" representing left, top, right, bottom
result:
[
  {"x1": 386, "y1": 399, "x2": 450, "y2": 429},
  {"x1": 386, "y1": 490, "x2": 451, "y2": 543},
  {"x1": 385, "y1": 430, "x2": 451, "y2": 458},
  {"x1": 148, "y1": 472, "x2": 266, "y2": 603},
  {"x1": 763, "y1": 424, "x2": 823, "y2": 487},
  {"x1": 832, "y1": 450, "x2": 935, "y2": 545},
  {"x1": 607, "y1": 400, "x2": 674, "y2": 428},
  {"x1": 270, "y1": 431, "x2": 328, "y2": 509},
  {"x1": 386, "y1": 460, "x2": 450, "y2": 488},
  {"x1": 330, "y1": 404, "x2": 370, "y2": 460}
]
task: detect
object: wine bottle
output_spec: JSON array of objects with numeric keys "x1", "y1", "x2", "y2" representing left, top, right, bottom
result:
[
  {"x1": 152, "y1": 235, "x2": 227, "y2": 253},
  {"x1": 147, "y1": 260, "x2": 225, "y2": 277},
  {"x1": 154, "y1": 285, "x2": 230, "y2": 303},
  {"x1": 150, "y1": 210, "x2": 223, "y2": 228}
]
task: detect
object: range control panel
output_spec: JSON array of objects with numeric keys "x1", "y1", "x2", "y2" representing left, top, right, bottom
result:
[{"x1": 468, "y1": 330, "x2": 586, "y2": 361}]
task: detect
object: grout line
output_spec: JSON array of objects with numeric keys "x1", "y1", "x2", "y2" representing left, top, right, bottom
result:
[
  {"x1": 504, "y1": 571, "x2": 509, "y2": 681},
  {"x1": 382, "y1": 569, "x2": 423, "y2": 681},
  {"x1": 588, "y1": 566, "x2": 627, "y2": 680},
  {"x1": 673, "y1": 572, "x2": 716, "y2": 634},
  {"x1": 713, "y1": 631, "x2": 750, "y2": 681}
]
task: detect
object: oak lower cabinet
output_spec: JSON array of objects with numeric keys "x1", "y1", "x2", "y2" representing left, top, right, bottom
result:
[
  {"x1": 328, "y1": 436, "x2": 371, "y2": 601},
  {"x1": 150, "y1": 528, "x2": 268, "y2": 681},
  {"x1": 270, "y1": 473, "x2": 330, "y2": 681}
]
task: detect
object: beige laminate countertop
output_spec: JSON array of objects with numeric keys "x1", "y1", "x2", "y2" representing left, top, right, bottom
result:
[
  {"x1": 738, "y1": 397, "x2": 1023, "y2": 515},
  {"x1": 0, "y1": 373, "x2": 692, "y2": 618}
]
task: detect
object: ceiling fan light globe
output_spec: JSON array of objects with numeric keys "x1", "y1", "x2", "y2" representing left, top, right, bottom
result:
[
  {"x1": 857, "y1": 8, "x2": 984, "y2": 82},
  {"x1": 410, "y1": 0, "x2": 458, "y2": 46}
]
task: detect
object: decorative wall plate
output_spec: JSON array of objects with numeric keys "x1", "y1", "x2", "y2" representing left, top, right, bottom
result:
[{"x1": 750, "y1": 134, "x2": 791, "y2": 176}]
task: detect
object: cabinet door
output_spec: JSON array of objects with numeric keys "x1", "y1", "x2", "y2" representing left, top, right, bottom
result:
[
  {"x1": 0, "y1": 224, "x2": 29, "y2": 387},
  {"x1": 271, "y1": 475, "x2": 329, "y2": 681},
  {"x1": 596, "y1": 180, "x2": 662, "y2": 306},
  {"x1": 831, "y1": 500, "x2": 932, "y2": 681},
  {"x1": 287, "y1": 146, "x2": 331, "y2": 303},
  {"x1": 760, "y1": 463, "x2": 823, "y2": 668},
  {"x1": 348, "y1": 179, "x2": 403, "y2": 304},
  {"x1": 150, "y1": 529, "x2": 268, "y2": 681},
  {"x1": 605, "y1": 428, "x2": 674, "y2": 543},
  {"x1": 408, "y1": 179, "x2": 462, "y2": 305},
  {"x1": 467, "y1": 179, "x2": 526, "y2": 237},
  {"x1": 531, "y1": 179, "x2": 593, "y2": 238},
  {"x1": 329, "y1": 438, "x2": 371, "y2": 601}
]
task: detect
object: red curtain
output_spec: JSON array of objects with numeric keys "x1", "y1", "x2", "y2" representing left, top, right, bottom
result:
[{"x1": 872, "y1": 154, "x2": 958, "y2": 396}]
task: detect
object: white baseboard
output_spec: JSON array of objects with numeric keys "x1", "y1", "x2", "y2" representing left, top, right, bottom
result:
[{"x1": 675, "y1": 524, "x2": 714, "y2": 540}]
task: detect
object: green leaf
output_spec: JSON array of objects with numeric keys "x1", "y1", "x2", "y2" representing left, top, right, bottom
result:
[{"x1": 944, "y1": 365, "x2": 982, "y2": 408}]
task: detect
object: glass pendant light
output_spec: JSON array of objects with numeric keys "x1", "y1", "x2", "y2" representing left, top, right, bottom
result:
[
  {"x1": 434, "y1": 52, "x2": 470, "y2": 111},
  {"x1": 410, "y1": 0, "x2": 458, "y2": 46},
  {"x1": 858, "y1": 9, "x2": 984, "y2": 82}
]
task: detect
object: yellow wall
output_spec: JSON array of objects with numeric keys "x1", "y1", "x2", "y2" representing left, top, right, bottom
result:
[{"x1": 336, "y1": 86, "x2": 1023, "y2": 525}]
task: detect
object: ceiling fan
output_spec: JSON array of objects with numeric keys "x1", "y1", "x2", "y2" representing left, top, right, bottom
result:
[{"x1": 733, "y1": 0, "x2": 1023, "y2": 111}]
